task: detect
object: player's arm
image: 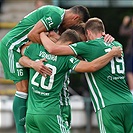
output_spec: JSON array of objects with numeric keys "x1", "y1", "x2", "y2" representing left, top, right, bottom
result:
[
  {"x1": 20, "y1": 41, "x2": 33, "y2": 55},
  {"x1": 40, "y1": 32, "x2": 75, "y2": 55},
  {"x1": 19, "y1": 42, "x2": 52, "y2": 76},
  {"x1": 74, "y1": 46, "x2": 122, "y2": 72},
  {"x1": 48, "y1": 31, "x2": 60, "y2": 43},
  {"x1": 28, "y1": 21, "x2": 47, "y2": 44},
  {"x1": 19, "y1": 56, "x2": 52, "y2": 76}
]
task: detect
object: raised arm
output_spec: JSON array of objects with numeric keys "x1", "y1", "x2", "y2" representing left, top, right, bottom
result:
[
  {"x1": 28, "y1": 21, "x2": 47, "y2": 44},
  {"x1": 74, "y1": 46, "x2": 122, "y2": 72},
  {"x1": 40, "y1": 32, "x2": 75, "y2": 55}
]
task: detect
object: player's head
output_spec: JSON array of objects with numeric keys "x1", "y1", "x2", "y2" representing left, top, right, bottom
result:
[
  {"x1": 70, "y1": 23, "x2": 87, "y2": 41},
  {"x1": 70, "y1": 6, "x2": 90, "y2": 23},
  {"x1": 85, "y1": 17, "x2": 105, "y2": 40},
  {"x1": 61, "y1": 5, "x2": 90, "y2": 30},
  {"x1": 57, "y1": 29, "x2": 81, "y2": 45}
]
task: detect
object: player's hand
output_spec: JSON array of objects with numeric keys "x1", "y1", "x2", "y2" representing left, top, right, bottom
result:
[
  {"x1": 111, "y1": 46, "x2": 123, "y2": 57},
  {"x1": 31, "y1": 58, "x2": 52, "y2": 77},
  {"x1": 48, "y1": 31, "x2": 60, "y2": 43},
  {"x1": 102, "y1": 33, "x2": 115, "y2": 43}
]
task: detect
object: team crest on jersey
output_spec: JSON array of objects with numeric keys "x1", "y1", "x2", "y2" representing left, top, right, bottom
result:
[
  {"x1": 104, "y1": 42, "x2": 112, "y2": 46},
  {"x1": 70, "y1": 58, "x2": 77, "y2": 64}
]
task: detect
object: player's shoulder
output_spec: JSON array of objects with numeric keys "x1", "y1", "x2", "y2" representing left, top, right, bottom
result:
[
  {"x1": 112, "y1": 40, "x2": 122, "y2": 47},
  {"x1": 70, "y1": 41, "x2": 86, "y2": 48},
  {"x1": 29, "y1": 43, "x2": 39, "y2": 47},
  {"x1": 85, "y1": 39, "x2": 101, "y2": 46},
  {"x1": 27, "y1": 43, "x2": 42, "y2": 50},
  {"x1": 92, "y1": 38, "x2": 104, "y2": 43},
  {"x1": 40, "y1": 5, "x2": 64, "y2": 12}
]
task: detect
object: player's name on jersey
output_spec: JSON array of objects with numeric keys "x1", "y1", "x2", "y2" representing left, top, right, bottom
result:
[{"x1": 39, "y1": 51, "x2": 57, "y2": 62}]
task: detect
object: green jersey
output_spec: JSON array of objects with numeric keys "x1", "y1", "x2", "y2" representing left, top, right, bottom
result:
[
  {"x1": 24, "y1": 44, "x2": 80, "y2": 115},
  {"x1": 60, "y1": 71, "x2": 71, "y2": 106},
  {"x1": 69, "y1": 37, "x2": 133, "y2": 112},
  {"x1": 0, "y1": 5, "x2": 65, "y2": 79},
  {"x1": 1, "y1": 5, "x2": 65, "y2": 51}
]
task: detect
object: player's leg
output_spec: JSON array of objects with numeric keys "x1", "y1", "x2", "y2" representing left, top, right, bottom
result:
[
  {"x1": 36, "y1": 114, "x2": 69, "y2": 133},
  {"x1": 13, "y1": 80, "x2": 28, "y2": 133},
  {"x1": 10, "y1": 52, "x2": 29, "y2": 133},
  {"x1": 96, "y1": 105, "x2": 125, "y2": 133},
  {"x1": 96, "y1": 109, "x2": 108, "y2": 133},
  {"x1": 124, "y1": 103, "x2": 133, "y2": 133},
  {"x1": 11, "y1": 54, "x2": 29, "y2": 133},
  {"x1": 0, "y1": 44, "x2": 29, "y2": 133},
  {"x1": 61, "y1": 105, "x2": 71, "y2": 130},
  {"x1": 26, "y1": 114, "x2": 40, "y2": 133}
]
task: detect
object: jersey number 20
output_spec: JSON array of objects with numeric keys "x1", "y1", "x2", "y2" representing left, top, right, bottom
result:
[{"x1": 31, "y1": 64, "x2": 56, "y2": 90}]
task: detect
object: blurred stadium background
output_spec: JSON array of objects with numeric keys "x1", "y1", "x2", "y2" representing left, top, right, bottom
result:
[{"x1": 0, "y1": 0, "x2": 132, "y2": 133}]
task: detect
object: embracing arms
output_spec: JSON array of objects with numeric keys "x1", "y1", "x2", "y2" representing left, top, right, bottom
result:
[{"x1": 74, "y1": 46, "x2": 122, "y2": 72}]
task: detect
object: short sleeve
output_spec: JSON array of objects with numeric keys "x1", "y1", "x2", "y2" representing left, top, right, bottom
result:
[
  {"x1": 69, "y1": 42, "x2": 91, "y2": 56},
  {"x1": 24, "y1": 44, "x2": 34, "y2": 58},
  {"x1": 67, "y1": 56, "x2": 80, "y2": 70},
  {"x1": 41, "y1": 11, "x2": 64, "y2": 31}
]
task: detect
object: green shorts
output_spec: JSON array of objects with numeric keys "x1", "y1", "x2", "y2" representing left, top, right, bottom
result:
[
  {"x1": 61, "y1": 105, "x2": 71, "y2": 129},
  {"x1": 0, "y1": 41, "x2": 29, "y2": 83},
  {"x1": 96, "y1": 103, "x2": 133, "y2": 133},
  {"x1": 26, "y1": 114, "x2": 69, "y2": 133}
]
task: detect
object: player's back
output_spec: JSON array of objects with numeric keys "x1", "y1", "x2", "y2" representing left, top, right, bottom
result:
[
  {"x1": 1, "y1": 5, "x2": 65, "y2": 50},
  {"x1": 70, "y1": 37, "x2": 133, "y2": 112},
  {"x1": 25, "y1": 44, "x2": 79, "y2": 115},
  {"x1": 87, "y1": 38, "x2": 133, "y2": 111}
]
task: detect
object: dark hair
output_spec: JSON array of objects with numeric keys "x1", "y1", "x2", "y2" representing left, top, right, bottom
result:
[
  {"x1": 70, "y1": 23, "x2": 86, "y2": 41},
  {"x1": 70, "y1": 23, "x2": 85, "y2": 36},
  {"x1": 85, "y1": 17, "x2": 105, "y2": 34},
  {"x1": 59, "y1": 29, "x2": 81, "y2": 43},
  {"x1": 70, "y1": 5, "x2": 90, "y2": 23}
]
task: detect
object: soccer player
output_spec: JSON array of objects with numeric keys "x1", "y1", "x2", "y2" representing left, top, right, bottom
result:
[
  {"x1": 19, "y1": 29, "x2": 121, "y2": 133},
  {"x1": 39, "y1": 23, "x2": 115, "y2": 130},
  {"x1": 39, "y1": 23, "x2": 116, "y2": 129},
  {"x1": 19, "y1": 22, "x2": 115, "y2": 131},
  {"x1": 40, "y1": 18, "x2": 133, "y2": 133},
  {"x1": 0, "y1": 5, "x2": 90, "y2": 133}
]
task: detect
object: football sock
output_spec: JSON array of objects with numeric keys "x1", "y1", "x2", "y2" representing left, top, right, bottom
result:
[{"x1": 13, "y1": 91, "x2": 28, "y2": 133}]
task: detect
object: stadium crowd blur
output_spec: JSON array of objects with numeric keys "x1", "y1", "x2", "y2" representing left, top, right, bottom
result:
[{"x1": 119, "y1": 15, "x2": 133, "y2": 94}]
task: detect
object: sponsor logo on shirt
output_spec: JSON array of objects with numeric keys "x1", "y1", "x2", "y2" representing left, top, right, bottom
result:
[
  {"x1": 16, "y1": 62, "x2": 24, "y2": 68},
  {"x1": 32, "y1": 87, "x2": 49, "y2": 96},
  {"x1": 69, "y1": 57, "x2": 78, "y2": 64},
  {"x1": 107, "y1": 75, "x2": 125, "y2": 81}
]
